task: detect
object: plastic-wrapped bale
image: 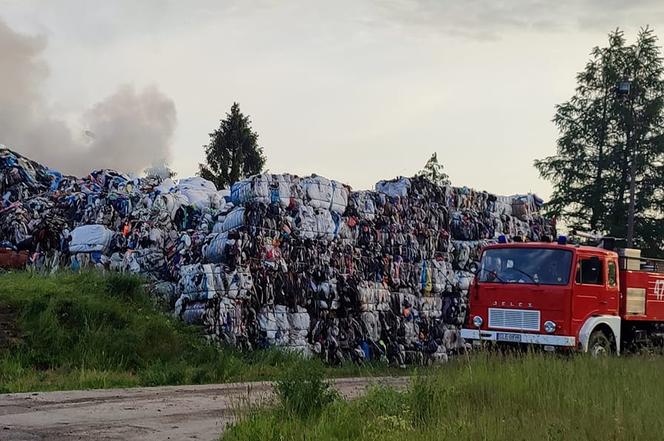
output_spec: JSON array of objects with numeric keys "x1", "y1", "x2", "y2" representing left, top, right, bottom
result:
[
  {"x1": 180, "y1": 300, "x2": 207, "y2": 325},
  {"x1": 170, "y1": 176, "x2": 226, "y2": 211},
  {"x1": 231, "y1": 173, "x2": 304, "y2": 208},
  {"x1": 316, "y1": 211, "x2": 341, "y2": 241},
  {"x1": 256, "y1": 306, "x2": 282, "y2": 343},
  {"x1": 494, "y1": 195, "x2": 514, "y2": 216},
  {"x1": 348, "y1": 191, "x2": 379, "y2": 220},
  {"x1": 394, "y1": 290, "x2": 420, "y2": 317},
  {"x1": 229, "y1": 179, "x2": 252, "y2": 206},
  {"x1": 357, "y1": 281, "x2": 391, "y2": 312},
  {"x1": 301, "y1": 175, "x2": 349, "y2": 214},
  {"x1": 211, "y1": 204, "x2": 237, "y2": 234},
  {"x1": 69, "y1": 225, "x2": 114, "y2": 253},
  {"x1": 208, "y1": 297, "x2": 246, "y2": 345},
  {"x1": 219, "y1": 207, "x2": 245, "y2": 233},
  {"x1": 151, "y1": 192, "x2": 189, "y2": 221},
  {"x1": 287, "y1": 306, "x2": 311, "y2": 354},
  {"x1": 360, "y1": 311, "x2": 381, "y2": 341},
  {"x1": 430, "y1": 259, "x2": 455, "y2": 294},
  {"x1": 375, "y1": 177, "x2": 410, "y2": 198},
  {"x1": 295, "y1": 206, "x2": 340, "y2": 240},
  {"x1": 442, "y1": 294, "x2": 468, "y2": 327},
  {"x1": 275, "y1": 174, "x2": 305, "y2": 208},
  {"x1": 452, "y1": 241, "x2": 470, "y2": 269},
  {"x1": 257, "y1": 305, "x2": 311, "y2": 351},
  {"x1": 178, "y1": 263, "x2": 226, "y2": 301},
  {"x1": 418, "y1": 295, "x2": 443, "y2": 319},
  {"x1": 121, "y1": 248, "x2": 166, "y2": 278},
  {"x1": 312, "y1": 279, "x2": 338, "y2": 310},
  {"x1": 224, "y1": 268, "x2": 254, "y2": 299},
  {"x1": 203, "y1": 232, "x2": 231, "y2": 263}
]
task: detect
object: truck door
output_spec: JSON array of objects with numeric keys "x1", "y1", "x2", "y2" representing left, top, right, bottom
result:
[
  {"x1": 603, "y1": 258, "x2": 620, "y2": 315},
  {"x1": 572, "y1": 255, "x2": 605, "y2": 329}
]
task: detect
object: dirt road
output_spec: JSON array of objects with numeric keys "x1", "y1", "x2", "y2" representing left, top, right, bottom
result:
[{"x1": 0, "y1": 377, "x2": 409, "y2": 441}]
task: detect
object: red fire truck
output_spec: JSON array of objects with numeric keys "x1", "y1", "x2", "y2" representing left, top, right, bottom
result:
[{"x1": 460, "y1": 237, "x2": 664, "y2": 355}]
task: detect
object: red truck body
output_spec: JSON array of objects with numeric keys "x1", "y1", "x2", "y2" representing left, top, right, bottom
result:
[{"x1": 460, "y1": 242, "x2": 664, "y2": 353}]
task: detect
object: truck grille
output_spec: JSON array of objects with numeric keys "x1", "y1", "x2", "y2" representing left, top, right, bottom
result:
[{"x1": 488, "y1": 308, "x2": 540, "y2": 331}]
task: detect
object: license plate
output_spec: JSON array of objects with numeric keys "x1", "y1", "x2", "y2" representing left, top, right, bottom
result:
[{"x1": 497, "y1": 333, "x2": 522, "y2": 343}]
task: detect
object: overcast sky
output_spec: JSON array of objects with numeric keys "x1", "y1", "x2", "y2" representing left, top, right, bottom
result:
[{"x1": 2, "y1": 1, "x2": 664, "y2": 198}]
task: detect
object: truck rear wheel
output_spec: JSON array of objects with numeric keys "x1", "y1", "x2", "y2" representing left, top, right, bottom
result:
[{"x1": 588, "y1": 330, "x2": 613, "y2": 357}]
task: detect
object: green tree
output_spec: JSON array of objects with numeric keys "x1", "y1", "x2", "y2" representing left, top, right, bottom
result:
[
  {"x1": 199, "y1": 103, "x2": 266, "y2": 188},
  {"x1": 535, "y1": 28, "x2": 664, "y2": 257},
  {"x1": 418, "y1": 152, "x2": 450, "y2": 186}
]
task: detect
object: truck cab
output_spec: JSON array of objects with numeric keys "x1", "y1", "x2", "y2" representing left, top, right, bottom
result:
[{"x1": 460, "y1": 241, "x2": 664, "y2": 355}]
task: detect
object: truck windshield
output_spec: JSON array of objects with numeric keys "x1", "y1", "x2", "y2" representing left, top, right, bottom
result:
[{"x1": 479, "y1": 248, "x2": 573, "y2": 286}]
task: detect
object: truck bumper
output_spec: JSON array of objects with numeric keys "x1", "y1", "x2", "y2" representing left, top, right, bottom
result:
[{"x1": 460, "y1": 329, "x2": 576, "y2": 347}]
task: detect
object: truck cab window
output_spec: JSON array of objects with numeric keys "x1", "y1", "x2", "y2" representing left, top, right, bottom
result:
[
  {"x1": 479, "y1": 248, "x2": 573, "y2": 285},
  {"x1": 608, "y1": 261, "x2": 617, "y2": 287},
  {"x1": 576, "y1": 258, "x2": 603, "y2": 285}
]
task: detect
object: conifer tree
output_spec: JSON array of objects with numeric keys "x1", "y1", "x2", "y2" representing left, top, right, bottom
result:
[
  {"x1": 418, "y1": 152, "x2": 451, "y2": 186},
  {"x1": 536, "y1": 28, "x2": 664, "y2": 256},
  {"x1": 199, "y1": 103, "x2": 266, "y2": 188}
]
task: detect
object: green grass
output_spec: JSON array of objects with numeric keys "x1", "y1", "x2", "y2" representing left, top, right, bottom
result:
[
  {"x1": 0, "y1": 271, "x2": 401, "y2": 393},
  {"x1": 223, "y1": 352, "x2": 664, "y2": 441}
]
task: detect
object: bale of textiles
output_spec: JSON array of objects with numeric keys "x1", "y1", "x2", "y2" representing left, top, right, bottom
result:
[{"x1": 69, "y1": 224, "x2": 115, "y2": 253}]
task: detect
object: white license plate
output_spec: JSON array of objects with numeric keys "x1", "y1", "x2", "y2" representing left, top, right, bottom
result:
[{"x1": 497, "y1": 333, "x2": 522, "y2": 343}]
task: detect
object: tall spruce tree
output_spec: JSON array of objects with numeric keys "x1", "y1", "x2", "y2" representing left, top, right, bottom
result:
[
  {"x1": 418, "y1": 152, "x2": 451, "y2": 186},
  {"x1": 535, "y1": 28, "x2": 664, "y2": 257},
  {"x1": 535, "y1": 30, "x2": 626, "y2": 233},
  {"x1": 613, "y1": 28, "x2": 664, "y2": 254},
  {"x1": 199, "y1": 103, "x2": 266, "y2": 188}
]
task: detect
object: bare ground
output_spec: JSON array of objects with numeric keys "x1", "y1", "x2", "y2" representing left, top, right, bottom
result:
[{"x1": 0, "y1": 377, "x2": 409, "y2": 441}]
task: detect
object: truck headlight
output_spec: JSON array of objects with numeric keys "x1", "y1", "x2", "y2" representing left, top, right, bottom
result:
[
  {"x1": 544, "y1": 321, "x2": 556, "y2": 333},
  {"x1": 472, "y1": 315, "x2": 483, "y2": 328}
]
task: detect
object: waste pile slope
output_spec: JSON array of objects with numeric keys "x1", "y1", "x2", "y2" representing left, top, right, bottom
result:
[{"x1": 0, "y1": 146, "x2": 555, "y2": 365}]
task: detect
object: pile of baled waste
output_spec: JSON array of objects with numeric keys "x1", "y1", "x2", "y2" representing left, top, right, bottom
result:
[{"x1": 0, "y1": 146, "x2": 554, "y2": 365}]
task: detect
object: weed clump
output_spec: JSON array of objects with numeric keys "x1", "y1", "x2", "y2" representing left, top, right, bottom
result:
[{"x1": 276, "y1": 363, "x2": 339, "y2": 419}]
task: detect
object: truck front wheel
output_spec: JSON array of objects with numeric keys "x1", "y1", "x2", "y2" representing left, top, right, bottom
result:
[{"x1": 588, "y1": 330, "x2": 613, "y2": 357}]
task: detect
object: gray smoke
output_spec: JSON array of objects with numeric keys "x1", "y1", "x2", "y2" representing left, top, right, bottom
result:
[{"x1": 0, "y1": 19, "x2": 177, "y2": 176}]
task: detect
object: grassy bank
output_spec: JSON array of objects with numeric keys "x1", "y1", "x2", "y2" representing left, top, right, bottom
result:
[
  {"x1": 0, "y1": 271, "x2": 395, "y2": 393},
  {"x1": 224, "y1": 353, "x2": 664, "y2": 441}
]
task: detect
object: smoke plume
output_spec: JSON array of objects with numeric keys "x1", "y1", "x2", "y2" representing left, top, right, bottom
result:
[{"x1": 0, "y1": 19, "x2": 176, "y2": 176}]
